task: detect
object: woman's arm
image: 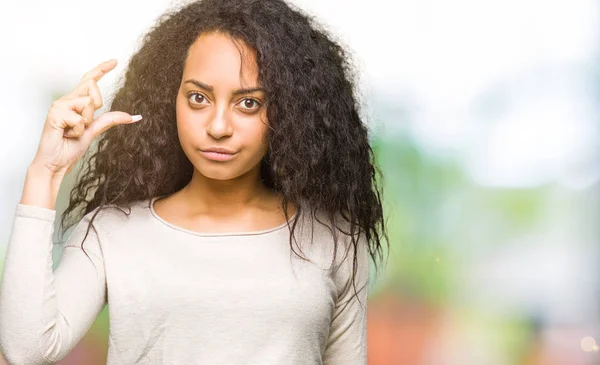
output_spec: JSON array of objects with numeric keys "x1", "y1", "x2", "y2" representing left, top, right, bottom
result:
[
  {"x1": 322, "y1": 233, "x2": 370, "y2": 365},
  {"x1": 0, "y1": 58, "x2": 138, "y2": 364},
  {"x1": 0, "y1": 167, "x2": 107, "y2": 365}
]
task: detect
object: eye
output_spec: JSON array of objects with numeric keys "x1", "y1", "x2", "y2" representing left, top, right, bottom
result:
[
  {"x1": 187, "y1": 92, "x2": 208, "y2": 106},
  {"x1": 238, "y1": 98, "x2": 261, "y2": 112}
]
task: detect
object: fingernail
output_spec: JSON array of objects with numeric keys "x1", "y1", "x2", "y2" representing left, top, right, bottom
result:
[{"x1": 130, "y1": 114, "x2": 143, "y2": 123}]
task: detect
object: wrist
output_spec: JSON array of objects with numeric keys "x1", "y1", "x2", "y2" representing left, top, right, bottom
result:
[{"x1": 20, "y1": 164, "x2": 63, "y2": 210}]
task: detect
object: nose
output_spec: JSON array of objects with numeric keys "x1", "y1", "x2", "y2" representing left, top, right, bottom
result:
[{"x1": 206, "y1": 105, "x2": 233, "y2": 139}]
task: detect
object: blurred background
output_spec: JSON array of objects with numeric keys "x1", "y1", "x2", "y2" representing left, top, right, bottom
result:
[{"x1": 1, "y1": 0, "x2": 599, "y2": 364}]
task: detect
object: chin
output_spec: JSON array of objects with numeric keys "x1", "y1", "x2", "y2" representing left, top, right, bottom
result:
[
  {"x1": 194, "y1": 166, "x2": 243, "y2": 181},
  {"x1": 185, "y1": 148, "x2": 264, "y2": 182}
]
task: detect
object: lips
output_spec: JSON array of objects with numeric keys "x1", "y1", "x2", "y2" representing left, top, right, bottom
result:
[
  {"x1": 199, "y1": 147, "x2": 238, "y2": 162},
  {"x1": 201, "y1": 147, "x2": 237, "y2": 154}
]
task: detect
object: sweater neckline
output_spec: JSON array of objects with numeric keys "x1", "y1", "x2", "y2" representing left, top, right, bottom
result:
[{"x1": 148, "y1": 196, "x2": 297, "y2": 237}]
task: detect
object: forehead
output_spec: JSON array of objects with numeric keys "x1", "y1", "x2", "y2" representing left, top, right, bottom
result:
[{"x1": 182, "y1": 32, "x2": 259, "y2": 87}]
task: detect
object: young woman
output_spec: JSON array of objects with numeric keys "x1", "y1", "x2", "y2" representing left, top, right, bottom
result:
[{"x1": 0, "y1": 0, "x2": 387, "y2": 363}]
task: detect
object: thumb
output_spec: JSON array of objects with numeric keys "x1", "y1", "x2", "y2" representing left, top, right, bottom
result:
[{"x1": 83, "y1": 111, "x2": 143, "y2": 141}]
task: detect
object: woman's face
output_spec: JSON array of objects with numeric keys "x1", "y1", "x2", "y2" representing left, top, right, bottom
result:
[{"x1": 176, "y1": 32, "x2": 268, "y2": 181}]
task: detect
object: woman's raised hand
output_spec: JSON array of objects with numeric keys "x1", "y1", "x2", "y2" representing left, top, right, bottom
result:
[{"x1": 31, "y1": 59, "x2": 142, "y2": 178}]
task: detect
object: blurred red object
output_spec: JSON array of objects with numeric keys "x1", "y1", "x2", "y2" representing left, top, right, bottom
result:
[{"x1": 368, "y1": 291, "x2": 442, "y2": 365}]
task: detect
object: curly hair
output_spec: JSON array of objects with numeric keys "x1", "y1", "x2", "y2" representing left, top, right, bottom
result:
[{"x1": 60, "y1": 0, "x2": 388, "y2": 305}]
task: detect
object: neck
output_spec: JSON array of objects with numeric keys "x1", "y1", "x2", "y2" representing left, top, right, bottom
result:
[{"x1": 180, "y1": 166, "x2": 271, "y2": 214}]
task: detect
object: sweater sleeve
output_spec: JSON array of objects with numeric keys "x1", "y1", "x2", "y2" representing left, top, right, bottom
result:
[
  {"x1": 322, "y1": 232, "x2": 370, "y2": 365},
  {"x1": 0, "y1": 204, "x2": 107, "y2": 365}
]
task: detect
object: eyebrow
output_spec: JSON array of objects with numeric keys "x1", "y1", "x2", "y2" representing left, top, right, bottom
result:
[{"x1": 183, "y1": 79, "x2": 265, "y2": 96}]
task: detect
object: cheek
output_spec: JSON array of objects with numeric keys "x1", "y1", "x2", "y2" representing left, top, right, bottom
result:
[
  {"x1": 245, "y1": 118, "x2": 269, "y2": 151},
  {"x1": 175, "y1": 96, "x2": 185, "y2": 132},
  {"x1": 175, "y1": 92, "x2": 184, "y2": 118},
  {"x1": 255, "y1": 110, "x2": 269, "y2": 143},
  {"x1": 175, "y1": 97, "x2": 196, "y2": 142}
]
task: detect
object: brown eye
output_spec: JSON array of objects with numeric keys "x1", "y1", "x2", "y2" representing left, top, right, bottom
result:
[
  {"x1": 239, "y1": 98, "x2": 260, "y2": 112},
  {"x1": 188, "y1": 92, "x2": 207, "y2": 106}
]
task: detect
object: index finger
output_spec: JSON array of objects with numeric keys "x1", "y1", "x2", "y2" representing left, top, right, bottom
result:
[{"x1": 79, "y1": 59, "x2": 118, "y2": 84}]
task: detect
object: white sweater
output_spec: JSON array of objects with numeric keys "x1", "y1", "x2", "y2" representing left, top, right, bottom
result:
[{"x1": 0, "y1": 197, "x2": 369, "y2": 364}]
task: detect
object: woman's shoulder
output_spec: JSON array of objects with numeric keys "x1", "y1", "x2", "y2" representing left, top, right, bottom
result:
[
  {"x1": 295, "y1": 204, "x2": 360, "y2": 239},
  {"x1": 78, "y1": 197, "x2": 154, "y2": 229},
  {"x1": 293, "y1": 204, "x2": 366, "y2": 262}
]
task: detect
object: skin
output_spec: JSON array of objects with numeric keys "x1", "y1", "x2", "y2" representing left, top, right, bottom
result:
[{"x1": 153, "y1": 32, "x2": 296, "y2": 233}]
